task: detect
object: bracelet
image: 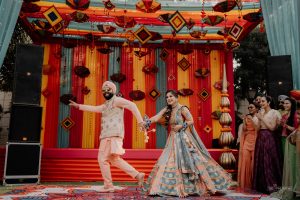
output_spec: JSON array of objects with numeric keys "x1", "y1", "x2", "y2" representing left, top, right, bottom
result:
[
  {"x1": 143, "y1": 115, "x2": 151, "y2": 130},
  {"x1": 182, "y1": 122, "x2": 188, "y2": 130}
]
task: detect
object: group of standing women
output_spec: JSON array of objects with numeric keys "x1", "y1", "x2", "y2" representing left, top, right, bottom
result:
[{"x1": 238, "y1": 93, "x2": 300, "y2": 199}]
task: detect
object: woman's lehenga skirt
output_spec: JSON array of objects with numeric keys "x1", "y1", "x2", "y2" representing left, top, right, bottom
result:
[
  {"x1": 253, "y1": 129, "x2": 282, "y2": 194},
  {"x1": 143, "y1": 131, "x2": 232, "y2": 197}
]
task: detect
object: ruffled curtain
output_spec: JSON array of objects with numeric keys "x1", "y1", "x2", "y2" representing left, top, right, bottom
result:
[
  {"x1": 261, "y1": 0, "x2": 300, "y2": 88},
  {"x1": 0, "y1": 0, "x2": 22, "y2": 67}
]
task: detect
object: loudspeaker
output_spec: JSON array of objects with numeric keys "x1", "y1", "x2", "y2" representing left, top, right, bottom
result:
[
  {"x1": 9, "y1": 104, "x2": 42, "y2": 143},
  {"x1": 267, "y1": 55, "x2": 293, "y2": 104},
  {"x1": 3, "y1": 143, "x2": 41, "y2": 185},
  {"x1": 12, "y1": 44, "x2": 44, "y2": 105}
]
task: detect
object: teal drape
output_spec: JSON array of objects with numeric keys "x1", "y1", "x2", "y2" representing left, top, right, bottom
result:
[
  {"x1": 109, "y1": 46, "x2": 121, "y2": 91},
  {"x1": 0, "y1": 0, "x2": 22, "y2": 67},
  {"x1": 155, "y1": 48, "x2": 167, "y2": 148},
  {"x1": 57, "y1": 48, "x2": 72, "y2": 148},
  {"x1": 261, "y1": 0, "x2": 300, "y2": 89}
]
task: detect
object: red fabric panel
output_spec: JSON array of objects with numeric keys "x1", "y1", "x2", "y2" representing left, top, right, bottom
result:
[
  {"x1": 69, "y1": 45, "x2": 86, "y2": 148},
  {"x1": 145, "y1": 48, "x2": 156, "y2": 149},
  {"x1": 199, "y1": 51, "x2": 212, "y2": 148},
  {"x1": 188, "y1": 49, "x2": 201, "y2": 137},
  {"x1": 43, "y1": 44, "x2": 61, "y2": 148},
  {"x1": 166, "y1": 49, "x2": 178, "y2": 90},
  {"x1": 94, "y1": 49, "x2": 109, "y2": 148},
  {"x1": 120, "y1": 47, "x2": 133, "y2": 148}
]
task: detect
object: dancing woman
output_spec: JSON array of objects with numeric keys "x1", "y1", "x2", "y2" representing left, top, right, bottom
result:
[{"x1": 143, "y1": 90, "x2": 231, "y2": 197}]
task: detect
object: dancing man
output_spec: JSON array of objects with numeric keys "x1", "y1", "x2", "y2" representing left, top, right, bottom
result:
[{"x1": 69, "y1": 81, "x2": 145, "y2": 192}]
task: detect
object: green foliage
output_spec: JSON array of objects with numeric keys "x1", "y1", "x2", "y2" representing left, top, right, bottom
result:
[
  {"x1": 233, "y1": 28, "x2": 270, "y2": 98},
  {"x1": 0, "y1": 21, "x2": 32, "y2": 92}
]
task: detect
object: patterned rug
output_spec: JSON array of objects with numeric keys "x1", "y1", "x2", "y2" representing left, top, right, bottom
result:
[{"x1": 0, "y1": 185, "x2": 271, "y2": 200}]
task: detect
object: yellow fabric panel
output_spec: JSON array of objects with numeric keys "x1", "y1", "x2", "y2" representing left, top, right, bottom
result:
[
  {"x1": 40, "y1": 44, "x2": 50, "y2": 145},
  {"x1": 82, "y1": 48, "x2": 97, "y2": 148},
  {"x1": 132, "y1": 48, "x2": 146, "y2": 149},
  {"x1": 177, "y1": 54, "x2": 190, "y2": 107},
  {"x1": 210, "y1": 50, "x2": 222, "y2": 139}
]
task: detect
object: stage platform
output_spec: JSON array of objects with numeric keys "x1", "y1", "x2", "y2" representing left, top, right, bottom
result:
[{"x1": 0, "y1": 148, "x2": 238, "y2": 182}]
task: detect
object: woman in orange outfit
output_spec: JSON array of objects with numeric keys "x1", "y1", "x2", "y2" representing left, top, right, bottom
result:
[{"x1": 238, "y1": 103, "x2": 259, "y2": 189}]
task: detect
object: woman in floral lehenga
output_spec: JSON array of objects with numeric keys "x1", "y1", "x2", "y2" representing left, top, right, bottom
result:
[{"x1": 142, "y1": 90, "x2": 232, "y2": 197}]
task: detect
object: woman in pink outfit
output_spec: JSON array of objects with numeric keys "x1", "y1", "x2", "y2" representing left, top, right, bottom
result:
[{"x1": 237, "y1": 103, "x2": 259, "y2": 189}]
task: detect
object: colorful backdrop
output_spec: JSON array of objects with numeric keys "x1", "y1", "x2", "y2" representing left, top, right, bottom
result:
[{"x1": 40, "y1": 43, "x2": 234, "y2": 149}]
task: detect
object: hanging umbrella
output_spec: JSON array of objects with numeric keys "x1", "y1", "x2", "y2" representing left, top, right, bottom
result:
[
  {"x1": 225, "y1": 41, "x2": 240, "y2": 50},
  {"x1": 103, "y1": 0, "x2": 115, "y2": 11},
  {"x1": 115, "y1": 16, "x2": 136, "y2": 28},
  {"x1": 202, "y1": 15, "x2": 224, "y2": 26},
  {"x1": 186, "y1": 18, "x2": 195, "y2": 30},
  {"x1": 32, "y1": 20, "x2": 51, "y2": 30},
  {"x1": 178, "y1": 89, "x2": 194, "y2": 96},
  {"x1": 134, "y1": 49, "x2": 150, "y2": 58},
  {"x1": 190, "y1": 30, "x2": 207, "y2": 38},
  {"x1": 243, "y1": 11, "x2": 263, "y2": 22},
  {"x1": 21, "y1": 2, "x2": 41, "y2": 13},
  {"x1": 110, "y1": 73, "x2": 126, "y2": 83},
  {"x1": 129, "y1": 90, "x2": 145, "y2": 101},
  {"x1": 178, "y1": 46, "x2": 193, "y2": 55},
  {"x1": 150, "y1": 31, "x2": 162, "y2": 41},
  {"x1": 70, "y1": 11, "x2": 89, "y2": 23},
  {"x1": 136, "y1": 0, "x2": 161, "y2": 13},
  {"x1": 66, "y1": 0, "x2": 90, "y2": 10},
  {"x1": 97, "y1": 43, "x2": 114, "y2": 54},
  {"x1": 158, "y1": 13, "x2": 171, "y2": 23},
  {"x1": 97, "y1": 24, "x2": 116, "y2": 34},
  {"x1": 213, "y1": 0, "x2": 237, "y2": 13}
]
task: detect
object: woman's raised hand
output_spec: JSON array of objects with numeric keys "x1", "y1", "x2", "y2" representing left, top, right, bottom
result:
[{"x1": 69, "y1": 100, "x2": 79, "y2": 109}]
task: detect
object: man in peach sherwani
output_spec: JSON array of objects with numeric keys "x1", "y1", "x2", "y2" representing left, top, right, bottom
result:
[{"x1": 69, "y1": 81, "x2": 145, "y2": 192}]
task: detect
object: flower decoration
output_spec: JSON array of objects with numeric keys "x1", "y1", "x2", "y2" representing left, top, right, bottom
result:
[
  {"x1": 74, "y1": 66, "x2": 90, "y2": 78},
  {"x1": 60, "y1": 94, "x2": 77, "y2": 105},
  {"x1": 110, "y1": 72, "x2": 126, "y2": 83},
  {"x1": 129, "y1": 90, "x2": 145, "y2": 101}
]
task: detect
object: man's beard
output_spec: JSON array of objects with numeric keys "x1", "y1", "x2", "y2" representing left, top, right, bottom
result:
[{"x1": 103, "y1": 92, "x2": 114, "y2": 100}]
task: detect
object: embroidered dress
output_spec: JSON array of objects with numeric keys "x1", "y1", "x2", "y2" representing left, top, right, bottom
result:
[{"x1": 143, "y1": 106, "x2": 231, "y2": 197}]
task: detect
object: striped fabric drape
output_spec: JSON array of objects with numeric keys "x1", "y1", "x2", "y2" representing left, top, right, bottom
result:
[{"x1": 41, "y1": 43, "x2": 233, "y2": 149}]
